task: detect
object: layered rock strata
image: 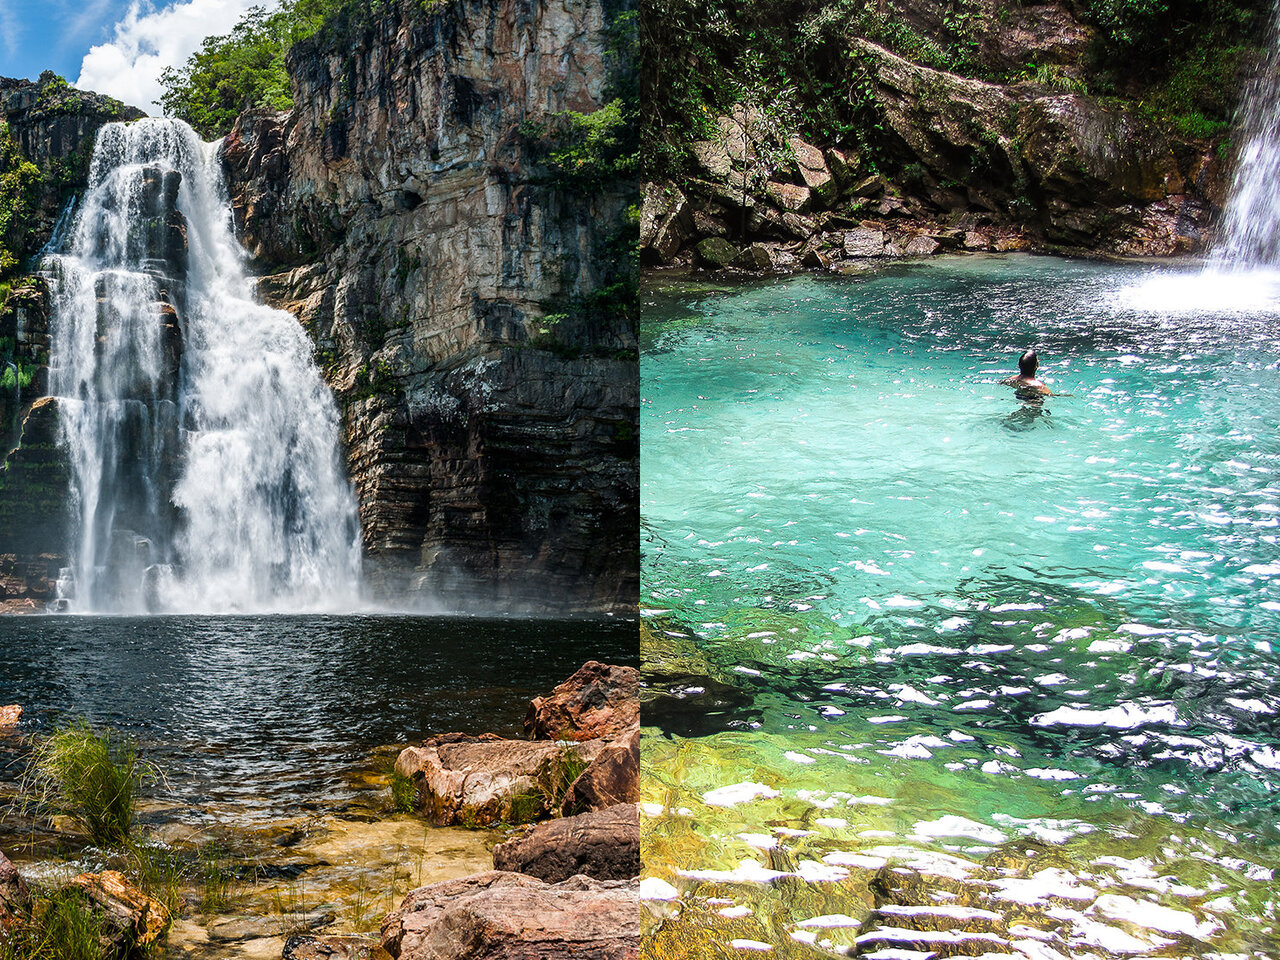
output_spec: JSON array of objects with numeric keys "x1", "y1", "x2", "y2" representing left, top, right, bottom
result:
[{"x1": 222, "y1": 0, "x2": 638, "y2": 612}]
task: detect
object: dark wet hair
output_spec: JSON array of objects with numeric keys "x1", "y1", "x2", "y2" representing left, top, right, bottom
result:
[{"x1": 1018, "y1": 350, "x2": 1038, "y2": 377}]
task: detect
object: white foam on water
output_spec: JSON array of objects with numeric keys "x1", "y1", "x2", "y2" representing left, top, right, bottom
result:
[{"x1": 702, "y1": 782, "x2": 781, "y2": 806}]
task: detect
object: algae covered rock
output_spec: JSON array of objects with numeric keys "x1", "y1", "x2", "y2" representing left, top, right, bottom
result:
[{"x1": 394, "y1": 733, "x2": 603, "y2": 826}]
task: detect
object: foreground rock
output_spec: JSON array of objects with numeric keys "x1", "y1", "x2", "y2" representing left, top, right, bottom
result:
[
  {"x1": 380, "y1": 871, "x2": 639, "y2": 960},
  {"x1": 0, "y1": 705, "x2": 20, "y2": 727},
  {"x1": 0, "y1": 850, "x2": 31, "y2": 929},
  {"x1": 524, "y1": 661, "x2": 640, "y2": 742},
  {"x1": 394, "y1": 734, "x2": 602, "y2": 826},
  {"x1": 492, "y1": 804, "x2": 639, "y2": 883},
  {"x1": 68, "y1": 870, "x2": 169, "y2": 952},
  {"x1": 562, "y1": 727, "x2": 639, "y2": 814}
]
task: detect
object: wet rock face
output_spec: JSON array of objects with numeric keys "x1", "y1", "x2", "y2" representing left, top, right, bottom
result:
[
  {"x1": 222, "y1": 0, "x2": 638, "y2": 613},
  {"x1": 0, "y1": 396, "x2": 70, "y2": 612},
  {"x1": 380, "y1": 871, "x2": 640, "y2": 960}
]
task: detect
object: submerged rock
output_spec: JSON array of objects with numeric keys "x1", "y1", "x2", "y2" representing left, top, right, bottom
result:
[
  {"x1": 524, "y1": 661, "x2": 640, "y2": 743},
  {"x1": 283, "y1": 932, "x2": 386, "y2": 959},
  {"x1": 492, "y1": 804, "x2": 640, "y2": 883},
  {"x1": 208, "y1": 909, "x2": 334, "y2": 942},
  {"x1": 380, "y1": 871, "x2": 639, "y2": 960}
]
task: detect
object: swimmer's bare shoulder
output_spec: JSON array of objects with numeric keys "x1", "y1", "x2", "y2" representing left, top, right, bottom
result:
[{"x1": 1000, "y1": 374, "x2": 1051, "y2": 395}]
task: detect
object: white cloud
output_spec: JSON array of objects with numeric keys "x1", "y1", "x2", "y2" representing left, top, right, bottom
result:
[
  {"x1": 0, "y1": 1, "x2": 20, "y2": 60},
  {"x1": 75, "y1": 0, "x2": 261, "y2": 115}
]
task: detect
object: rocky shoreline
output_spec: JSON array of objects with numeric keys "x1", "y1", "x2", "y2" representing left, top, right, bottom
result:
[
  {"x1": 642, "y1": 34, "x2": 1232, "y2": 275},
  {"x1": 0, "y1": 660, "x2": 642, "y2": 960}
]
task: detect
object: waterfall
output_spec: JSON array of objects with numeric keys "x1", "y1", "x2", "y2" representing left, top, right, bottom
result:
[
  {"x1": 46, "y1": 118, "x2": 362, "y2": 613},
  {"x1": 1212, "y1": 4, "x2": 1280, "y2": 267}
]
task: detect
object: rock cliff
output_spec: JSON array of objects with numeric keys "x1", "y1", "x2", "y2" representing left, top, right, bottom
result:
[
  {"x1": 641, "y1": 0, "x2": 1243, "y2": 268},
  {"x1": 223, "y1": 0, "x2": 638, "y2": 612}
]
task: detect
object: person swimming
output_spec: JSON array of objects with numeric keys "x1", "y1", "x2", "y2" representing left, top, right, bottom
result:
[{"x1": 1000, "y1": 349, "x2": 1051, "y2": 398}]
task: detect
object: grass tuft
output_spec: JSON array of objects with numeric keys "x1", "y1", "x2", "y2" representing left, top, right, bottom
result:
[
  {"x1": 388, "y1": 772, "x2": 416, "y2": 814},
  {"x1": 26, "y1": 721, "x2": 140, "y2": 846},
  {"x1": 0, "y1": 887, "x2": 108, "y2": 960}
]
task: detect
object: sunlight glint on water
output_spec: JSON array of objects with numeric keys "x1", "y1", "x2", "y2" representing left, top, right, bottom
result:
[{"x1": 641, "y1": 257, "x2": 1280, "y2": 951}]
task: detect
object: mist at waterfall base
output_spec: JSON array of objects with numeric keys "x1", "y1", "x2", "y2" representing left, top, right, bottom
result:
[
  {"x1": 45, "y1": 119, "x2": 361, "y2": 614},
  {"x1": 642, "y1": 257, "x2": 1280, "y2": 946}
]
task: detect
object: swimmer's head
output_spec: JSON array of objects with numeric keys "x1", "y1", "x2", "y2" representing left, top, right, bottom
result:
[{"x1": 1018, "y1": 350, "x2": 1038, "y2": 377}]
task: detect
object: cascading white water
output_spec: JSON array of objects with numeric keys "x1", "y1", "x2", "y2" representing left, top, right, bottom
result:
[
  {"x1": 1212, "y1": 3, "x2": 1280, "y2": 267},
  {"x1": 46, "y1": 118, "x2": 362, "y2": 613}
]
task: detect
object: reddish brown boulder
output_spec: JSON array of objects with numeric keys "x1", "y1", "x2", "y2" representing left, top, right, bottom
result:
[
  {"x1": 563, "y1": 727, "x2": 639, "y2": 814},
  {"x1": 0, "y1": 850, "x2": 31, "y2": 929},
  {"x1": 394, "y1": 733, "x2": 603, "y2": 826},
  {"x1": 68, "y1": 870, "x2": 169, "y2": 951},
  {"x1": 0, "y1": 705, "x2": 20, "y2": 727},
  {"x1": 524, "y1": 662, "x2": 639, "y2": 742},
  {"x1": 381, "y1": 871, "x2": 638, "y2": 960},
  {"x1": 492, "y1": 804, "x2": 639, "y2": 883}
]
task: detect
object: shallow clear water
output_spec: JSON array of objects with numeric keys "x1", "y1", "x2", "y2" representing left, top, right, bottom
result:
[
  {"x1": 641, "y1": 255, "x2": 1280, "y2": 955},
  {"x1": 0, "y1": 614, "x2": 637, "y2": 822}
]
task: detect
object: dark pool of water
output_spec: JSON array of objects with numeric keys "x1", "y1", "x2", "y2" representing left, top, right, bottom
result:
[{"x1": 0, "y1": 614, "x2": 637, "y2": 821}]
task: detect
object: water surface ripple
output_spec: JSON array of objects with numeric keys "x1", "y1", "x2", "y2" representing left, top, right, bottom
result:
[{"x1": 641, "y1": 256, "x2": 1280, "y2": 956}]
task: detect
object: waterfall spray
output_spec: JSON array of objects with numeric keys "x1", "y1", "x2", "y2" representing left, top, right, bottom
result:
[
  {"x1": 1212, "y1": 3, "x2": 1280, "y2": 267},
  {"x1": 46, "y1": 118, "x2": 361, "y2": 613}
]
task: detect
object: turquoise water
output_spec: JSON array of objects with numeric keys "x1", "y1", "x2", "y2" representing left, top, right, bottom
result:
[{"x1": 641, "y1": 256, "x2": 1280, "y2": 955}]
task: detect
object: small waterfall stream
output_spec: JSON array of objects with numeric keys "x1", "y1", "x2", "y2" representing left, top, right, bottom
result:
[
  {"x1": 46, "y1": 119, "x2": 361, "y2": 613},
  {"x1": 1213, "y1": 4, "x2": 1280, "y2": 266}
]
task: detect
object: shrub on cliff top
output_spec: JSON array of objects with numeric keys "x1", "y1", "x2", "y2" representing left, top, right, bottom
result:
[{"x1": 159, "y1": 0, "x2": 344, "y2": 139}]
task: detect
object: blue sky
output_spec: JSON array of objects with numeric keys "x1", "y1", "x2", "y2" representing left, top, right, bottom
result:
[{"x1": 1, "y1": 0, "x2": 261, "y2": 113}]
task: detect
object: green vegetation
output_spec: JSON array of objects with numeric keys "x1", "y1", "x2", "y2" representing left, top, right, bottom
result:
[
  {"x1": 537, "y1": 743, "x2": 589, "y2": 814},
  {"x1": 0, "y1": 888, "x2": 107, "y2": 960},
  {"x1": 25, "y1": 721, "x2": 141, "y2": 845},
  {"x1": 159, "y1": 0, "x2": 346, "y2": 139},
  {"x1": 0, "y1": 122, "x2": 44, "y2": 277},
  {"x1": 196, "y1": 842, "x2": 235, "y2": 914},
  {"x1": 522, "y1": 99, "x2": 636, "y2": 188},
  {"x1": 640, "y1": 0, "x2": 1267, "y2": 181},
  {"x1": 389, "y1": 771, "x2": 417, "y2": 814},
  {"x1": 1, "y1": 363, "x2": 36, "y2": 393}
]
